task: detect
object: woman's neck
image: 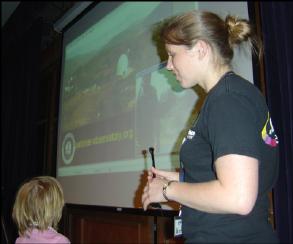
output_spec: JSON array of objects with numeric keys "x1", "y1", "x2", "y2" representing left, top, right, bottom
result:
[{"x1": 204, "y1": 66, "x2": 231, "y2": 92}]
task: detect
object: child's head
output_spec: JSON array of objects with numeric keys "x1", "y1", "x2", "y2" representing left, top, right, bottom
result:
[{"x1": 12, "y1": 176, "x2": 65, "y2": 235}]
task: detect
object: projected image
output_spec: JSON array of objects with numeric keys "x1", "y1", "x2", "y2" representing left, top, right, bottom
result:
[
  {"x1": 62, "y1": 39, "x2": 136, "y2": 133},
  {"x1": 57, "y1": 2, "x2": 252, "y2": 180},
  {"x1": 135, "y1": 63, "x2": 198, "y2": 156},
  {"x1": 58, "y1": 2, "x2": 198, "y2": 174}
]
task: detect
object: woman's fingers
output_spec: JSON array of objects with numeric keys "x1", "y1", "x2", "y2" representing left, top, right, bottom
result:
[
  {"x1": 151, "y1": 167, "x2": 179, "y2": 181},
  {"x1": 142, "y1": 184, "x2": 151, "y2": 210},
  {"x1": 141, "y1": 177, "x2": 169, "y2": 210}
]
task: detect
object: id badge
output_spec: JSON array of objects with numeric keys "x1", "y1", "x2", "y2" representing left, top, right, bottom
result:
[{"x1": 174, "y1": 216, "x2": 182, "y2": 237}]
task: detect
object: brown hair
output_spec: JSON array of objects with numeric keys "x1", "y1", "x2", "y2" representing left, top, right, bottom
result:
[
  {"x1": 160, "y1": 10, "x2": 262, "y2": 65},
  {"x1": 12, "y1": 176, "x2": 65, "y2": 236}
]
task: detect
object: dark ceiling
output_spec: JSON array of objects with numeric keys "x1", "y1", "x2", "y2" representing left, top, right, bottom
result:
[
  {"x1": 1, "y1": 2, "x2": 20, "y2": 27},
  {"x1": 2, "y1": 2, "x2": 76, "y2": 50}
]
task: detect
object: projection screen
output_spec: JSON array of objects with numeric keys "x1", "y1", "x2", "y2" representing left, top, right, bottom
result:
[{"x1": 56, "y1": 1, "x2": 253, "y2": 210}]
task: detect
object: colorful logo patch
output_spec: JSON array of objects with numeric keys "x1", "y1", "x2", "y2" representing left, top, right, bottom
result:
[{"x1": 261, "y1": 112, "x2": 279, "y2": 147}]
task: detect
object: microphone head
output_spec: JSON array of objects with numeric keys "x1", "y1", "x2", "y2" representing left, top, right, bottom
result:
[
  {"x1": 141, "y1": 149, "x2": 148, "y2": 158},
  {"x1": 149, "y1": 147, "x2": 154, "y2": 153}
]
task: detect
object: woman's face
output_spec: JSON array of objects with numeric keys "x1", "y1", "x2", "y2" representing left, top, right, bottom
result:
[{"x1": 165, "y1": 43, "x2": 202, "y2": 89}]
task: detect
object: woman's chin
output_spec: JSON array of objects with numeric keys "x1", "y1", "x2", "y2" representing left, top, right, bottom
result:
[{"x1": 178, "y1": 80, "x2": 190, "y2": 89}]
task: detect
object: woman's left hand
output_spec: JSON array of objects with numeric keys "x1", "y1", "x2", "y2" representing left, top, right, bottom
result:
[{"x1": 141, "y1": 176, "x2": 168, "y2": 210}]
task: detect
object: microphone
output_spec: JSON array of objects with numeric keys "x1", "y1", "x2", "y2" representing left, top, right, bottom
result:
[
  {"x1": 149, "y1": 147, "x2": 156, "y2": 168},
  {"x1": 148, "y1": 147, "x2": 161, "y2": 209}
]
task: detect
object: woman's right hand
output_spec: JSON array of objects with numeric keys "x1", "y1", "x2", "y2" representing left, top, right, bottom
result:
[
  {"x1": 147, "y1": 166, "x2": 179, "y2": 181},
  {"x1": 142, "y1": 167, "x2": 179, "y2": 210}
]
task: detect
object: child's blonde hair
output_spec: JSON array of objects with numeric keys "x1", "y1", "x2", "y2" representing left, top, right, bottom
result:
[{"x1": 12, "y1": 176, "x2": 65, "y2": 236}]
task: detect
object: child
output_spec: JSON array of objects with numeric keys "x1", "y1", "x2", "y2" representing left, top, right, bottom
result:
[{"x1": 12, "y1": 176, "x2": 70, "y2": 243}]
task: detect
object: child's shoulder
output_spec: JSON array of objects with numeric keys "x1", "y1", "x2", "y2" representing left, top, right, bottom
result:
[{"x1": 16, "y1": 228, "x2": 70, "y2": 244}]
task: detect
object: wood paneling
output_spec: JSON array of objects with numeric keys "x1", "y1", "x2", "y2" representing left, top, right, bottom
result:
[
  {"x1": 69, "y1": 212, "x2": 152, "y2": 243},
  {"x1": 62, "y1": 205, "x2": 184, "y2": 244}
]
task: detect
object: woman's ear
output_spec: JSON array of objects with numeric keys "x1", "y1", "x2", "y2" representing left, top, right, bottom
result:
[{"x1": 192, "y1": 40, "x2": 209, "y2": 59}]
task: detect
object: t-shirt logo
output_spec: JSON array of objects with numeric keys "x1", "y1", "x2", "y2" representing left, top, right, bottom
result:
[
  {"x1": 261, "y1": 112, "x2": 279, "y2": 147},
  {"x1": 186, "y1": 129, "x2": 196, "y2": 139},
  {"x1": 182, "y1": 129, "x2": 196, "y2": 144}
]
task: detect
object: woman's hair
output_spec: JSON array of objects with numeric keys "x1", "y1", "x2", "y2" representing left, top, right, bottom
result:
[
  {"x1": 160, "y1": 10, "x2": 262, "y2": 65},
  {"x1": 12, "y1": 176, "x2": 65, "y2": 236}
]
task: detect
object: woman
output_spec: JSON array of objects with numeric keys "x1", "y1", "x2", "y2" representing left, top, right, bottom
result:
[
  {"x1": 12, "y1": 176, "x2": 70, "y2": 243},
  {"x1": 142, "y1": 10, "x2": 279, "y2": 243}
]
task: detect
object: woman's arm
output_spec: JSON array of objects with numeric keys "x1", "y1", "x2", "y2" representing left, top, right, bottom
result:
[{"x1": 142, "y1": 154, "x2": 258, "y2": 215}]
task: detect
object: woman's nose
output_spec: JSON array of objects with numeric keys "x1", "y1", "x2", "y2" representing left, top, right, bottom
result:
[{"x1": 166, "y1": 57, "x2": 173, "y2": 71}]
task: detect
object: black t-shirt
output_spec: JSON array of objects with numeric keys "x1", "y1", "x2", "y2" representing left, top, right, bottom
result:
[{"x1": 179, "y1": 72, "x2": 279, "y2": 243}]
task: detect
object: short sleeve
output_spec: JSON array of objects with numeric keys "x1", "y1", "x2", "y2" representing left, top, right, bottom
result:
[{"x1": 207, "y1": 94, "x2": 260, "y2": 161}]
